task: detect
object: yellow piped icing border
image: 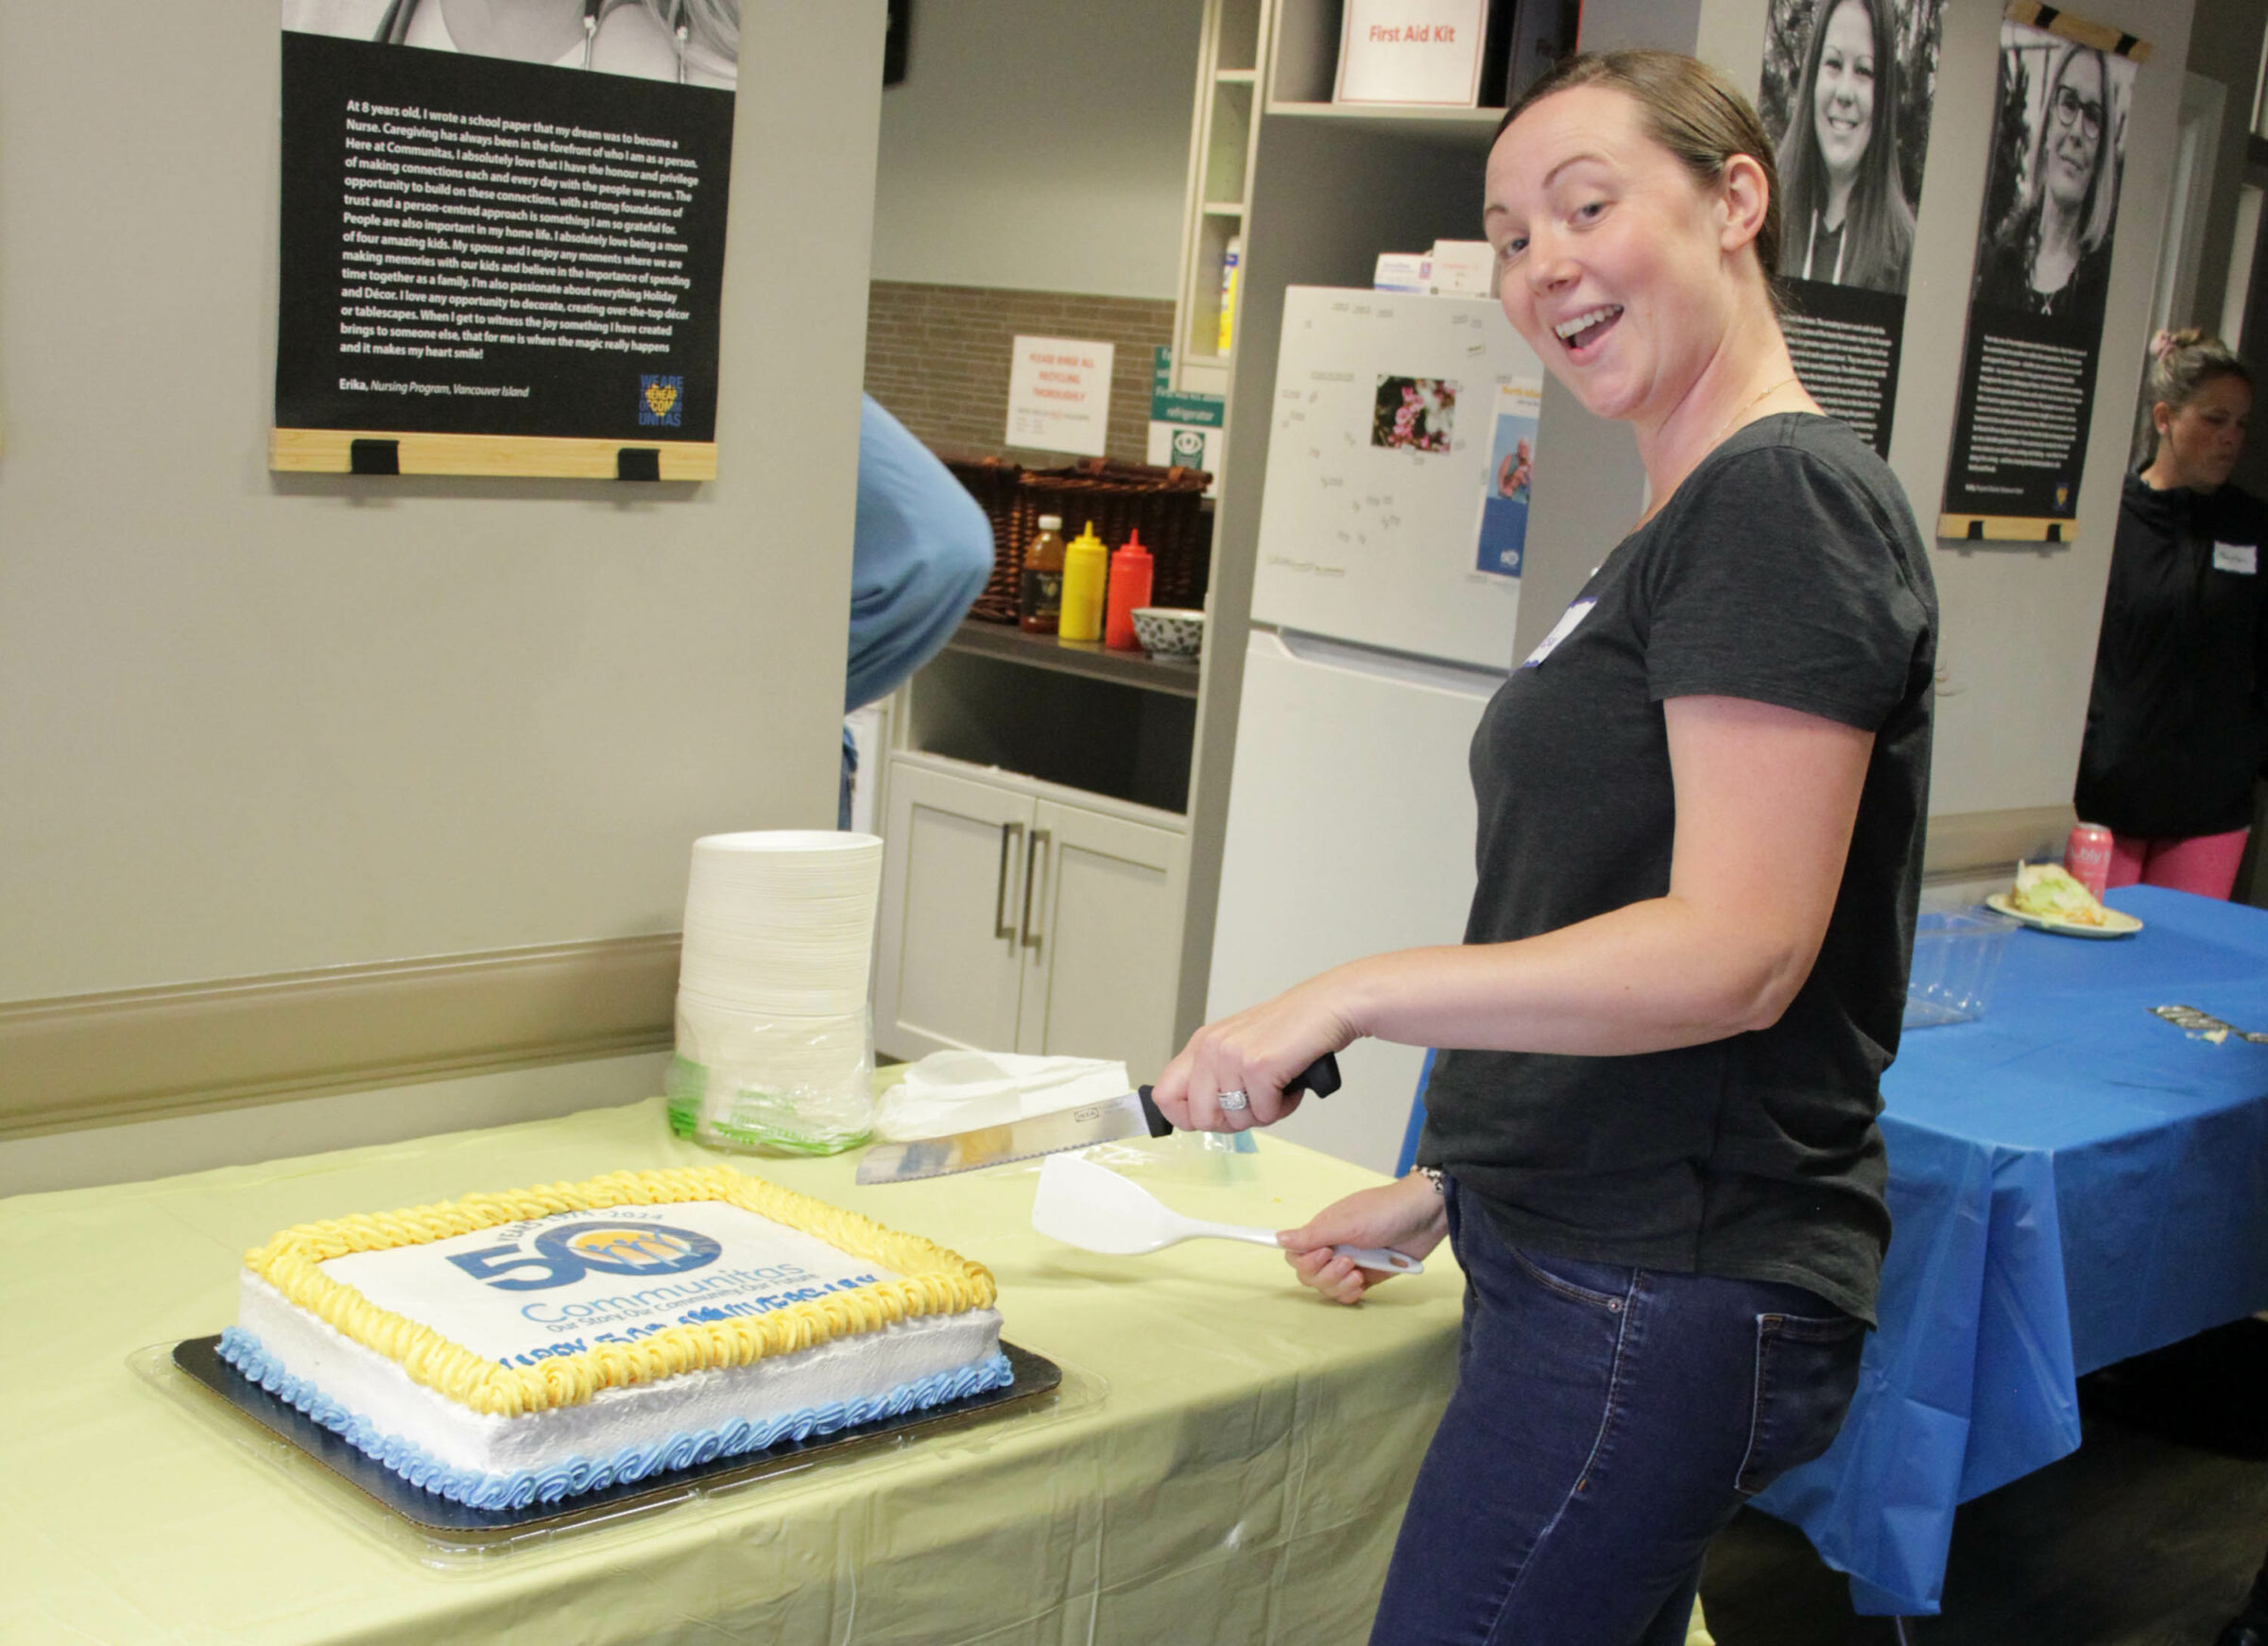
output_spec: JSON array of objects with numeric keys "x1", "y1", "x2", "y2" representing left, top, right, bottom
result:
[{"x1": 242, "y1": 1166, "x2": 998, "y2": 1418}]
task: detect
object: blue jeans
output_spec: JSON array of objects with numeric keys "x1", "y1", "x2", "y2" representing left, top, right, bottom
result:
[{"x1": 1372, "y1": 1177, "x2": 1865, "y2": 1645}]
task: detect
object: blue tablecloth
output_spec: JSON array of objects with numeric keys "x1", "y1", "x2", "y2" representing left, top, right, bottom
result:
[{"x1": 1751, "y1": 886, "x2": 2268, "y2": 1616}]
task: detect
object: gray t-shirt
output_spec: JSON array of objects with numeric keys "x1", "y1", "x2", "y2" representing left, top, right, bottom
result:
[{"x1": 1418, "y1": 413, "x2": 1936, "y2": 1323}]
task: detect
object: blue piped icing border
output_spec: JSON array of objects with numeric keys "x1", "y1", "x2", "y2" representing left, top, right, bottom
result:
[{"x1": 217, "y1": 1327, "x2": 1016, "y2": 1511}]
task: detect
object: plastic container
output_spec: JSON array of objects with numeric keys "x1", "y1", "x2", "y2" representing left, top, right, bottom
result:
[
  {"x1": 1019, "y1": 515, "x2": 1066, "y2": 634},
  {"x1": 1902, "y1": 907, "x2": 2019, "y2": 1029},
  {"x1": 1057, "y1": 521, "x2": 1108, "y2": 643},
  {"x1": 1103, "y1": 529, "x2": 1154, "y2": 650}
]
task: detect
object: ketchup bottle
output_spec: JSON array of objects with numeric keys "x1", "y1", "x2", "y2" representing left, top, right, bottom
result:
[{"x1": 1104, "y1": 529, "x2": 1154, "y2": 651}]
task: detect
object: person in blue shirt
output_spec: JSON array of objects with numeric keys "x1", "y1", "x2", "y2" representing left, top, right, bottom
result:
[{"x1": 841, "y1": 397, "x2": 994, "y2": 826}]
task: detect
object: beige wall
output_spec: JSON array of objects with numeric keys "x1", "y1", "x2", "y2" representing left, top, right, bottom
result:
[
  {"x1": 0, "y1": 6, "x2": 885, "y2": 1005},
  {"x1": 869, "y1": 0, "x2": 1205, "y2": 300}
]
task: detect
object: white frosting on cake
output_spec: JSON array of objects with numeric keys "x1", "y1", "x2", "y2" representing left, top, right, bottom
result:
[
  {"x1": 237, "y1": 1273, "x2": 1002, "y2": 1478},
  {"x1": 227, "y1": 1192, "x2": 1006, "y2": 1500}
]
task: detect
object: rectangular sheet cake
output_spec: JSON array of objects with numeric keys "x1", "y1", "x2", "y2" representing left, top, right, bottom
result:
[{"x1": 218, "y1": 1166, "x2": 1010, "y2": 1510}]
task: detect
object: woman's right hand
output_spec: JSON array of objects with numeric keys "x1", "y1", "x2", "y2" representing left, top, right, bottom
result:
[{"x1": 1279, "y1": 1174, "x2": 1450, "y2": 1305}]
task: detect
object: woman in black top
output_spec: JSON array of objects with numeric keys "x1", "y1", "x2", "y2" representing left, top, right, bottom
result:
[
  {"x1": 2076, "y1": 329, "x2": 2268, "y2": 899},
  {"x1": 1151, "y1": 50, "x2": 1935, "y2": 1646}
]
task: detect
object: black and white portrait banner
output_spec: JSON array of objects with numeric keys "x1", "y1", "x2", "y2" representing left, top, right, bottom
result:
[
  {"x1": 272, "y1": 1, "x2": 740, "y2": 478},
  {"x1": 1760, "y1": 0, "x2": 1947, "y2": 459},
  {"x1": 1939, "y1": 2, "x2": 2148, "y2": 540}
]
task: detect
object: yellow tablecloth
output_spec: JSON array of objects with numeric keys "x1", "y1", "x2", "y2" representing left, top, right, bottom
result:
[{"x1": 2, "y1": 1097, "x2": 1467, "y2": 1645}]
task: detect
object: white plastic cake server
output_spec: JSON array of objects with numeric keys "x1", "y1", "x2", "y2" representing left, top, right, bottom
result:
[{"x1": 1032, "y1": 1154, "x2": 1422, "y2": 1274}]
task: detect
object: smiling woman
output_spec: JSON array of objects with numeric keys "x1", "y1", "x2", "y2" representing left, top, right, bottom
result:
[
  {"x1": 1775, "y1": 0, "x2": 1916, "y2": 293},
  {"x1": 1148, "y1": 46, "x2": 1938, "y2": 1646},
  {"x1": 1972, "y1": 33, "x2": 2126, "y2": 323}
]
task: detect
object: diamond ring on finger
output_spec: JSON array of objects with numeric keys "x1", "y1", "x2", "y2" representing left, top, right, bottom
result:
[{"x1": 1216, "y1": 1089, "x2": 1250, "y2": 1113}]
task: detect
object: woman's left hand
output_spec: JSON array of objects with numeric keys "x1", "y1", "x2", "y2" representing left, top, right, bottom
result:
[
  {"x1": 1149, "y1": 969, "x2": 1366, "y2": 1132},
  {"x1": 1280, "y1": 1174, "x2": 1449, "y2": 1305}
]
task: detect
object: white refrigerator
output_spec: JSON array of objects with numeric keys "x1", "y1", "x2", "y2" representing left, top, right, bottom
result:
[{"x1": 1207, "y1": 289, "x2": 1548, "y2": 1174}]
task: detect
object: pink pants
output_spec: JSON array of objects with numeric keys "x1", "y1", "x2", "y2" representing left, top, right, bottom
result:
[{"x1": 2103, "y1": 829, "x2": 2251, "y2": 900}]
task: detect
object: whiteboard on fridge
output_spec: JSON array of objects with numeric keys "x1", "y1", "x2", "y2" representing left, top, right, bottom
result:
[{"x1": 1254, "y1": 287, "x2": 1544, "y2": 670}]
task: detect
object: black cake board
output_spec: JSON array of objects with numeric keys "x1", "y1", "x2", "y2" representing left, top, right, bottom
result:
[{"x1": 173, "y1": 1334, "x2": 1062, "y2": 1541}]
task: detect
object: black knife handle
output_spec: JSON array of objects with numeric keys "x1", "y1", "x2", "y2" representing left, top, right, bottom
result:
[
  {"x1": 1136, "y1": 1052, "x2": 1341, "y2": 1138},
  {"x1": 1136, "y1": 1086, "x2": 1174, "y2": 1138}
]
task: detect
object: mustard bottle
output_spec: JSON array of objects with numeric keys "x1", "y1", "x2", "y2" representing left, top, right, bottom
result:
[{"x1": 1057, "y1": 521, "x2": 1108, "y2": 644}]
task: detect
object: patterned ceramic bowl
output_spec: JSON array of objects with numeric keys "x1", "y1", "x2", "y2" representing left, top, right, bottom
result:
[{"x1": 1130, "y1": 607, "x2": 1205, "y2": 660}]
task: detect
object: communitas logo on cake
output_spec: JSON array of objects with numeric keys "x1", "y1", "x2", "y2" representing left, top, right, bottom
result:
[{"x1": 448, "y1": 1220, "x2": 723, "y2": 1292}]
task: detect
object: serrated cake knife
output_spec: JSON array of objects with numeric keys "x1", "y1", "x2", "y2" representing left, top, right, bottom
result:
[{"x1": 854, "y1": 1054, "x2": 1341, "y2": 1184}]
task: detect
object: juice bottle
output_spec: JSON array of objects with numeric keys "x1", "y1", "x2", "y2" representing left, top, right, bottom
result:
[
  {"x1": 1058, "y1": 521, "x2": 1108, "y2": 644},
  {"x1": 1103, "y1": 529, "x2": 1153, "y2": 651},
  {"x1": 1019, "y1": 514, "x2": 1066, "y2": 634}
]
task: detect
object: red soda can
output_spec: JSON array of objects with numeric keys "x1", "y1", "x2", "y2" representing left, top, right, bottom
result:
[{"x1": 2065, "y1": 822, "x2": 2113, "y2": 900}]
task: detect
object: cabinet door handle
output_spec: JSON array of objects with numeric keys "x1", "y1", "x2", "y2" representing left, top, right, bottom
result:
[
  {"x1": 994, "y1": 822, "x2": 1025, "y2": 940},
  {"x1": 1021, "y1": 829, "x2": 1051, "y2": 951}
]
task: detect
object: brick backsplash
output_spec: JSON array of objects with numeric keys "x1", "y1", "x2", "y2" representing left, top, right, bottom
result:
[{"x1": 863, "y1": 281, "x2": 1176, "y2": 465}]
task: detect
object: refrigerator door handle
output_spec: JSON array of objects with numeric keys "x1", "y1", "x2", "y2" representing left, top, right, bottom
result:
[{"x1": 994, "y1": 822, "x2": 1025, "y2": 941}]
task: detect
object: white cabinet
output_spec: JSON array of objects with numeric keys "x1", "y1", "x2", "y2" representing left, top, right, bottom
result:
[
  {"x1": 875, "y1": 754, "x2": 1188, "y2": 1083},
  {"x1": 874, "y1": 758, "x2": 1030, "y2": 1058}
]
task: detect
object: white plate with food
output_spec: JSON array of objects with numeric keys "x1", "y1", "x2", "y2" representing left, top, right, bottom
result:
[
  {"x1": 1984, "y1": 892, "x2": 2142, "y2": 938},
  {"x1": 1986, "y1": 863, "x2": 2142, "y2": 938}
]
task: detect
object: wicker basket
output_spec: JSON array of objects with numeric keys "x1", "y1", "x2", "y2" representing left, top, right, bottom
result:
[
  {"x1": 945, "y1": 456, "x2": 1213, "y2": 624},
  {"x1": 940, "y1": 455, "x2": 1030, "y2": 625}
]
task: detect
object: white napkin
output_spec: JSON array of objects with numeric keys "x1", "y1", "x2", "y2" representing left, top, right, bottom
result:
[{"x1": 874, "y1": 1050, "x2": 1132, "y2": 1141}]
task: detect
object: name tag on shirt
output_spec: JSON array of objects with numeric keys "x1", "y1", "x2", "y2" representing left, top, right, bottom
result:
[
  {"x1": 2213, "y1": 541, "x2": 2258, "y2": 574},
  {"x1": 1521, "y1": 599, "x2": 1595, "y2": 668}
]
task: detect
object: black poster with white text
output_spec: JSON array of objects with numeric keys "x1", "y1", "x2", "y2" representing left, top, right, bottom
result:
[
  {"x1": 1759, "y1": 0, "x2": 1947, "y2": 459},
  {"x1": 276, "y1": 26, "x2": 733, "y2": 448},
  {"x1": 1938, "y1": 6, "x2": 2143, "y2": 540}
]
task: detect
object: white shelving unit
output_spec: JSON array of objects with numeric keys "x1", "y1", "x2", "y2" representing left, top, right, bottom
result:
[{"x1": 1171, "y1": 0, "x2": 1271, "y2": 405}]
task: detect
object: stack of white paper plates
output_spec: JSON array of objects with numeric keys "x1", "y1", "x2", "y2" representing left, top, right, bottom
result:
[
  {"x1": 678, "y1": 831, "x2": 884, "y2": 1019},
  {"x1": 672, "y1": 831, "x2": 884, "y2": 1154}
]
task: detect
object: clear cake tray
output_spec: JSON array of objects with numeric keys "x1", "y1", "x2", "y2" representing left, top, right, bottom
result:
[{"x1": 135, "y1": 1335, "x2": 1072, "y2": 1567}]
